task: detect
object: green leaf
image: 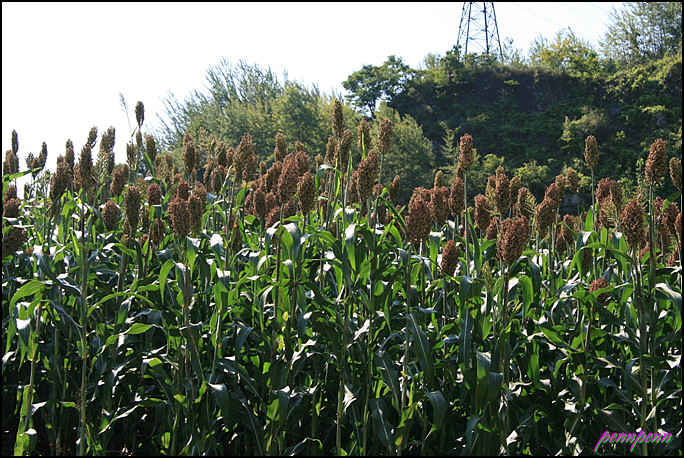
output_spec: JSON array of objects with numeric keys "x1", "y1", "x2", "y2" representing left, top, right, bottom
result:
[
  {"x1": 159, "y1": 259, "x2": 175, "y2": 304},
  {"x1": 10, "y1": 279, "x2": 45, "y2": 309},
  {"x1": 374, "y1": 351, "x2": 401, "y2": 412},
  {"x1": 425, "y1": 390, "x2": 446, "y2": 439},
  {"x1": 655, "y1": 283, "x2": 681, "y2": 314},
  {"x1": 370, "y1": 398, "x2": 396, "y2": 454},
  {"x1": 126, "y1": 323, "x2": 152, "y2": 335},
  {"x1": 408, "y1": 313, "x2": 434, "y2": 386}
]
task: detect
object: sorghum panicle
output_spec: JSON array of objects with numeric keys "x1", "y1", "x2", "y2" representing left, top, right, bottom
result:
[
  {"x1": 645, "y1": 138, "x2": 667, "y2": 186},
  {"x1": 584, "y1": 135, "x2": 598, "y2": 170},
  {"x1": 358, "y1": 118, "x2": 371, "y2": 155},
  {"x1": 265, "y1": 161, "x2": 283, "y2": 194},
  {"x1": 377, "y1": 119, "x2": 393, "y2": 155},
  {"x1": 183, "y1": 132, "x2": 197, "y2": 178},
  {"x1": 431, "y1": 186, "x2": 450, "y2": 227},
  {"x1": 544, "y1": 183, "x2": 562, "y2": 210},
  {"x1": 251, "y1": 187, "x2": 267, "y2": 221},
  {"x1": 325, "y1": 135, "x2": 339, "y2": 168},
  {"x1": 11, "y1": 129, "x2": 19, "y2": 154},
  {"x1": 78, "y1": 144, "x2": 95, "y2": 192},
  {"x1": 3, "y1": 149, "x2": 18, "y2": 176},
  {"x1": 458, "y1": 134, "x2": 474, "y2": 171},
  {"x1": 340, "y1": 129, "x2": 353, "y2": 172},
  {"x1": 4, "y1": 185, "x2": 17, "y2": 203},
  {"x1": 332, "y1": 98, "x2": 345, "y2": 140},
  {"x1": 147, "y1": 182, "x2": 161, "y2": 206},
  {"x1": 589, "y1": 277, "x2": 610, "y2": 307},
  {"x1": 135, "y1": 101, "x2": 144, "y2": 128},
  {"x1": 3, "y1": 198, "x2": 20, "y2": 218},
  {"x1": 486, "y1": 216, "x2": 499, "y2": 240},
  {"x1": 440, "y1": 239, "x2": 459, "y2": 276},
  {"x1": 389, "y1": 174, "x2": 401, "y2": 204},
  {"x1": 188, "y1": 194, "x2": 203, "y2": 234},
  {"x1": 495, "y1": 170, "x2": 511, "y2": 215},
  {"x1": 434, "y1": 170, "x2": 444, "y2": 188},
  {"x1": 275, "y1": 132, "x2": 288, "y2": 162},
  {"x1": 194, "y1": 182, "x2": 207, "y2": 208},
  {"x1": 168, "y1": 197, "x2": 190, "y2": 237},
  {"x1": 474, "y1": 194, "x2": 492, "y2": 235},
  {"x1": 449, "y1": 177, "x2": 464, "y2": 217},
  {"x1": 406, "y1": 197, "x2": 432, "y2": 245},
  {"x1": 124, "y1": 185, "x2": 142, "y2": 236},
  {"x1": 620, "y1": 199, "x2": 645, "y2": 250},
  {"x1": 555, "y1": 174, "x2": 566, "y2": 203},
  {"x1": 86, "y1": 126, "x2": 98, "y2": 148},
  {"x1": 126, "y1": 141, "x2": 137, "y2": 169},
  {"x1": 498, "y1": 216, "x2": 529, "y2": 266},
  {"x1": 509, "y1": 176, "x2": 521, "y2": 208},
  {"x1": 566, "y1": 167, "x2": 579, "y2": 193},
  {"x1": 50, "y1": 157, "x2": 70, "y2": 201},
  {"x1": 670, "y1": 157, "x2": 682, "y2": 191},
  {"x1": 298, "y1": 171, "x2": 316, "y2": 215},
  {"x1": 534, "y1": 197, "x2": 557, "y2": 238},
  {"x1": 145, "y1": 134, "x2": 157, "y2": 165},
  {"x1": 176, "y1": 178, "x2": 190, "y2": 201},
  {"x1": 2, "y1": 226, "x2": 26, "y2": 259},
  {"x1": 103, "y1": 200, "x2": 119, "y2": 232},
  {"x1": 356, "y1": 149, "x2": 379, "y2": 204},
  {"x1": 296, "y1": 150, "x2": 310, "y2": 177},
  {"x1": 278, "y1": 153, "x2": 300, "y2": 203}
]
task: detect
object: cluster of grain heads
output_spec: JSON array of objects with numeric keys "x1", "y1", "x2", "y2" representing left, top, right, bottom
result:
[
  {"x1": 497, "y1": 216, "x2": 529, "y2": 267},
  {"x1": 670, "y1": 156, "x2": 682, "y2": 191},
  {"x1": 3, "y1": 113, "x2": 682, "y2": 457},
  {"x1": 406, "y1": 193, "x2": 432, "y2": 246},
  {"x1": 645, "y1": 137, "x2": 668, "y2": 186},
  {"x1": 534, "y1": 183, "x2": 561, "y2": 239},
  {"x1": 595, "y1": 177, "x2": 623, "y2": 229},
  {"x1": 440, "y1": 238, "x2": 459, "y2": 276},
  {"x1": 494, "y1": 166, "x2": 511, "y2": 216},
  {"x1": 25, "y1": 141, "x2": 48, "y2": 180},
  {"x1": 2, "y1": 185, "x2": 26, "y2": 258},
  {"x1": 620, "y1": 198, "x2": 646, "y2": 251},
  {"x1": 102, "y1": 199, "x2": 119, "y2": 232}
]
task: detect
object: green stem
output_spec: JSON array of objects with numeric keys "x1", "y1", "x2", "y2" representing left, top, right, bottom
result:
[{"x1": 464, "y1": 172, "x2": 469, "y2": 277}]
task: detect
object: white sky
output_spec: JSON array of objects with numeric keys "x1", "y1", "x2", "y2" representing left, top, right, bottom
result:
[{"x1": 3, "y1": 1, "x2": 627, "y2": 184}]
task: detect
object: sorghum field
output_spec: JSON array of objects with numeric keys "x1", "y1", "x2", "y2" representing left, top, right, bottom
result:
[{"x1": 2, "y1": 101, "x2": 682, "y2": 455}]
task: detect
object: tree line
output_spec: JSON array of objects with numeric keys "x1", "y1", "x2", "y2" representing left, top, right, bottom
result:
[{"x1": 155, "y1": 2, "x2": 681, "y2": 207}]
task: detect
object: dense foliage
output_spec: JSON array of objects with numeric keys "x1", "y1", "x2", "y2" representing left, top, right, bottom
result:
[{"x1": 2, "y1": 100, "x2": 682, "y2": 454}]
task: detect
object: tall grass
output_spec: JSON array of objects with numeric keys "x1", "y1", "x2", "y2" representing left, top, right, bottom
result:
[{"x1": 2, "y1": 106, "x2": 682, "y2": 456}]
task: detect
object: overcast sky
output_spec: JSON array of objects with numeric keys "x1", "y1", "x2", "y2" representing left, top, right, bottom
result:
[{"x1": 2, "y1": 2, "x2": 627, "y2": 181}]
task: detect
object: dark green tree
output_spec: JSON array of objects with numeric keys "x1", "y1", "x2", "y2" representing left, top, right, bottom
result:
[{"x1": 342, "y1": 55, "x2": 414, "y2": 117}]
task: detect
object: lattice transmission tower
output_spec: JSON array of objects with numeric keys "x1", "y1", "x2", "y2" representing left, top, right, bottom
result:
[{"x1": 456, "y1": 2, "x2": 503, "y2": 59}]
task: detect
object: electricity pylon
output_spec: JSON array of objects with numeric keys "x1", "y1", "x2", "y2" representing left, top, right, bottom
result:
[{"x1": 457, "y1": 2, "x2": 503, "y2": 59}]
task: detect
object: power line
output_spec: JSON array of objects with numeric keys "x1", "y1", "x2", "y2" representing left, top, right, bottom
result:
[
  {"x1": 508, "y1": 2, "x2": 566, "y2": 30},
  {"x1": 556, "y1": 2, "x2": 609, "y2": 27}
]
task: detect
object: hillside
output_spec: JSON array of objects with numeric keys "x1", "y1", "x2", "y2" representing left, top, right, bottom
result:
[{"x1": 388, "y1": 54, "x2": 682, "y2": 202}]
